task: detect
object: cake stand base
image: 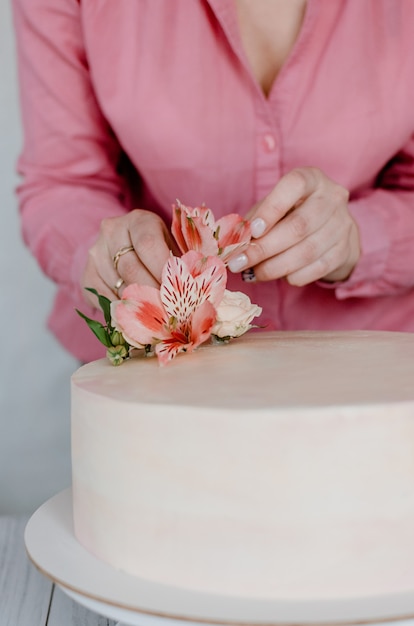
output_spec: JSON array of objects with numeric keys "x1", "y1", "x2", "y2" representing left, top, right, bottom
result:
[
  {"x1": 25, "y1": 489, "x2": 414, "y2": 626},
  {"x1": 62, "y1": 586, "x2": 215, "y2": 626},
  {"x1": 62, "y1": 585, "x2": 229, "y2": 626},
  {"x1": 59, "y1": 587, "x2": 414, "y2": 626}
]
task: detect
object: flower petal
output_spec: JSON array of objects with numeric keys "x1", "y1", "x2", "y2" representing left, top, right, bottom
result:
[
  {"x1": 185, "y1": 215, "x2": 219, "y2": 255},
  {"x1": 155, "y1": 335, "x2": 188, "y2": 366},
  {"x1": 160, "y1": 255, "x2": 199, "y2": 323},
  {"x1": 111, "y1": 284, "x2": 168, "y2": 347},
  {"x1": 171, "y1": 201, "x2": 218, "y2": 256},
  {"x1": 185, "y1": 251, "x2": 227, "y2": 308},
  {"x1": 189, "y1": 299, "x2": 216, "y2": 347},
  {"x1": 161, "y1": 251, "x2": 227, "y2": 320},
  {"x1": 171, "y1": 203, "x2": 190, "y2": 254},
  {"x1": 215, "y1": 214, "x2": 251, "y2": 262},
  {"x1": 155, "y1": 300, "x2": 216, "y2": 366},
  {"x1": 212, "y1": 289, "x2": 262, "y2": 338},
  {"x1": 191, "y1": 204, "x2": 216, "y2": 229}
]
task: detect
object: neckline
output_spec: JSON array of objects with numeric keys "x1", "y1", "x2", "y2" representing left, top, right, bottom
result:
[
  {"x1": 266, "y1": 0, "x2": 317, "y2": 102},
  {"x1": 207, "y1": 0, "x2": 318, "y2": 103}
]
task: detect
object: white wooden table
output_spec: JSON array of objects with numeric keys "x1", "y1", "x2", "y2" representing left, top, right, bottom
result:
[{"x1": 0, "y1": 515, "x2": 116, "y2": 626}]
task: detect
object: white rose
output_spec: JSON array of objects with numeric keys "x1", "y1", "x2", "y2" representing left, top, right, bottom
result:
[{"x1": 212, "y1": 290, "x2": 262, "y2": 338}]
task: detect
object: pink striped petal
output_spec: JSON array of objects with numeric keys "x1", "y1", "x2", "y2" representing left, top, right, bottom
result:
[
  {"x1": 161, "y1": 252, "x2": 226, "y2": 320},
  {"x1": 155, "y1": 334, "x2": 188, "y2": 366},
  {"x1": 155, "y1": 300, "x2": 216, "y2": 366},
  {"x1": 184, "y1": 251, "x2": 227, "y2": 308},
  {"x1": 160, "y1": 255, "x2": 199, "y2": 323}
]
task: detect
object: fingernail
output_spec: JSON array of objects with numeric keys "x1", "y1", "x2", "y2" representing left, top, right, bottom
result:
[
  {"x1": 242, "y1": 268, "x2": 256, "y2": 283},
  {"x1": 250, "y1": 218, "x2": 266, "y2": 238},
  {"x1": 228, "y1": 253, "x2": 248, "y2": 273}
]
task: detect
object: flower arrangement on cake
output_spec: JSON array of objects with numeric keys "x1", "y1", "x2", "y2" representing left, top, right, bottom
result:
[{"x1": 77, "y1": 201, "x2": 262, "y2": 366}]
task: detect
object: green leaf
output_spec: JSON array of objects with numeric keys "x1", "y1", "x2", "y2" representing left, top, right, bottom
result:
[
  {"x1": 84, "y1": 287, "x2": 112, "y2": 326},
  {"x1": 76, "y1": 309, "x2": 112, "y2": 347}
]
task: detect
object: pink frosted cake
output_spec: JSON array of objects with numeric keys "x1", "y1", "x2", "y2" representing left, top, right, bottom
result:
[{"x1": 71, "y1": 330, "x2": 414, "y2": 600}]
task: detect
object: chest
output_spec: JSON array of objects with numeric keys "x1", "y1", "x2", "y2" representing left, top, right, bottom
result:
[
  {"x1": 81, "y1": 0, "x2": 414, "y2": 211},
  {"x1": 235, "y1": 0, "x2": 308, "y2": 96}
]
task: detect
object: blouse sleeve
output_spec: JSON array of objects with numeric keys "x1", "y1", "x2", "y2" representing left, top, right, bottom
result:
[
  {"x1": 322, "y1": 132, "x2": 414, "y2": 300},
  {"x1": 12, "y1": 0, "x2": 129, "y2": 306}
]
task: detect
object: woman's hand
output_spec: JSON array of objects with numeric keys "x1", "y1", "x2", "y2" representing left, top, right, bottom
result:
[
  {"x1": 81, "y1": 209, "x2": 176, "y2": 307},
  {"x1": 228, "y1": 167, "x2": 361, "y2": 285}
]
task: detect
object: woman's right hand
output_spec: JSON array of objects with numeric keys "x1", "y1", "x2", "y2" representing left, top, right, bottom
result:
[{"x1": 81, "y1": 209, "x2": 176, "y2": 308}]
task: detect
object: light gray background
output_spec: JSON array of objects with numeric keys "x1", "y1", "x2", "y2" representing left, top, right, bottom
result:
[{"x1": 1, "y1": 1, "x2": 78, "y2": 513}]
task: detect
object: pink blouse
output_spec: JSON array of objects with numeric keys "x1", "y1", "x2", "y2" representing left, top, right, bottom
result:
[{"x1": 12, "y1": 0, "x2": 414, "y2": 362}]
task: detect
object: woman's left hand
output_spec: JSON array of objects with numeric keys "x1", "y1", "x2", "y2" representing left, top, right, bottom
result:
[{"x1": 228, "y1": 167, "x2": 361, "y2": 285}]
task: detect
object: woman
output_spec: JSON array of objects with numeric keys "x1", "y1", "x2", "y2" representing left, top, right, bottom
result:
[{"x1": 12, "y1": 0, "x2": 414, "y2": 362}]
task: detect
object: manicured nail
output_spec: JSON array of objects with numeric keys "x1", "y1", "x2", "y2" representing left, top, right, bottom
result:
[
  {"x1": 242, "y1": 268, "x2": 256, "y2": 283},
  {"x1": 228, "y1": 253, "x2": 248, "y2": 273},
  {"x1": 250, "y1": 217, "x2": 266, "y2": 238}
]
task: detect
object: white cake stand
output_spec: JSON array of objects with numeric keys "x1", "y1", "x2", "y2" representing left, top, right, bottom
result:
[
  {"x1": 25, "y1": 489, "x2": 414, "y2": 626},
  {"x1": 56, "y1": 587, "x2": 215, "y2": 626}
]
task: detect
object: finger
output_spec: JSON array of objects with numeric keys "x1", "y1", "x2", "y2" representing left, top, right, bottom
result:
[
  {"x1": 250, "y1": 214, "x2": 346, "y2": 282},
  {"x1": 89, "y1": 237, "x2": 133, "y2": 298},
  {"x1": 95, "y1": 217, "x2": 138, "y2": 294},
  {"x1": 285, "y1": 240, "x2": 347, "y2": 286},
  {"x1": 112, "y1": 243, "x2": 159, "y2": 290},
  {"x1": 243, "y1": 201, "x2": 261, "y2": 221},
  {"x1": 251, "y1": 233, "x2": 332, "y2": 283},
  {"x1": 229, "y1": 194, "x2": 331, "y2": 274},
  {"x1": 98, "y1": 211, "x2": 173, "y2": 288},
  {"x1": 129, "y1": 213, "x2": 174, "y2": 283},
  {"x1": 250, "y1": 241, "x2": 336, "y2": 286},
  {"x1": 249, "y1": 168, "x2": 319, "y2": 239},
  {"x1": 81, "y1": 262, "x2": 116, "y2": 307}
]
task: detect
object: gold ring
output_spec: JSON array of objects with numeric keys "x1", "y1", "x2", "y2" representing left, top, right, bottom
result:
[
  {"x1": 113, "y1": 245, "x2": 134, "y2": 271},
  {"x1": 113, "y1": 277, "x2": 124, "y2": 295}
]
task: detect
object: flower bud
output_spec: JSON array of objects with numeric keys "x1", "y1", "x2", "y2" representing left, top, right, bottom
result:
[
  {"x1": 106, "y1": 345, "x2": 128, "y2": 366},
  {"x1": 110, "y1": 329, "x2": 125, "y2": 346}
]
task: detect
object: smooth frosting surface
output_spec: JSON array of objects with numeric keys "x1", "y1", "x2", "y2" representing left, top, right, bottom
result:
[{"x1": 71, "y1": 331, "x2": 414, "y2": 599}]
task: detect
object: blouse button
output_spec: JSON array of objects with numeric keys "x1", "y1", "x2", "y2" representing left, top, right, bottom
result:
[{"x1": 262, "y1": 133, "x2": 276, "y2": 152}]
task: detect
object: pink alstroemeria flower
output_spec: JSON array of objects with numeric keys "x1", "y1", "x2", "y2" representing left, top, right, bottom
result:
[
  {"x1": 110, "y1": 251, "x2": 227, "y2": 365},
  {"x1": 171, "y1": 200, "x2": 251, "y2": 264}
]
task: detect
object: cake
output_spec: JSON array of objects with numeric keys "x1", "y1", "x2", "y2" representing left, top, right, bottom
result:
[{"x1": 71, "y1": 330, "x2": 414, "y2": 600}]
